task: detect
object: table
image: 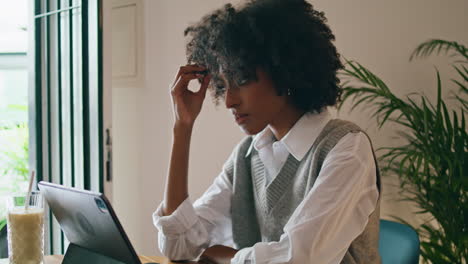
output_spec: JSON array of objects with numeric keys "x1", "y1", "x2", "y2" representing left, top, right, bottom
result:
[{"x1": 0, "y1": 255, "x2": 198, "y2": 264}]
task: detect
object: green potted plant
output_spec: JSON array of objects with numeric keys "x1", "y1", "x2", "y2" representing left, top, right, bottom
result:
[{"x1": 338, "y1": 39, "x2": 467, "y2": 264}]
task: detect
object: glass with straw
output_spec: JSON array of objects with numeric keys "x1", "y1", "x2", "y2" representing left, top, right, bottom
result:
[{"x1": 6, "y1": 171, "x2": 45, "y2": 264}]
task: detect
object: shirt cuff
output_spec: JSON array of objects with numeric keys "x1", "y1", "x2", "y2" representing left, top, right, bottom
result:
[
  {"x1": 231, "y1": 247, "x2": 254, "y2": 264},
  {"x1": 152, "y1": 197, "x2": 198, "y2": 235}
]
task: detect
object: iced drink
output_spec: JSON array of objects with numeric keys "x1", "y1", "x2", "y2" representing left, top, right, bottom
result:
[{"x1": 7, "y1": 193, "x2": 44, "y2": 264}]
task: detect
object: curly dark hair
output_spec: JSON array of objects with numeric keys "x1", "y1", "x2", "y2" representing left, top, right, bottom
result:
[{"x1": 184, "y1": 0, "x2": 344, "y2": 113}]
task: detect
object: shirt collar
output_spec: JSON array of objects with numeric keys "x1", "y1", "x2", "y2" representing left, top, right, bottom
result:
[
  {"x1": 245, "y1": 108, "x2": 332, "y2": 160},
  {"x1": 245, "y1": 128, "x2": 271, "y2": 157}
]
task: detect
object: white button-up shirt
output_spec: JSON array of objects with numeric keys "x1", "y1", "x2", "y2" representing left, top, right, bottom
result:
[{"x1": 153, "y1": 108, "x2": 379, "y2": 264}]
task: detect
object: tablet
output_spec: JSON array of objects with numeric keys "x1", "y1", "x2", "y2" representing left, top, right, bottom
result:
[{"x1": 38, "y1": 181, "x2": 157, "y2": 264}]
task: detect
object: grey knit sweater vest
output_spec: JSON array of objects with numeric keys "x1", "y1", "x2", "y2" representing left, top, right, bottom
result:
[{"x1": 224, "y1": 119, "x2": 382, "y2": 263}]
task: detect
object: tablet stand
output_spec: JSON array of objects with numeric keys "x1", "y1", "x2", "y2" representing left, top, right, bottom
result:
[{"x1": 62, "y1": 243, "x2": 126, "y2": 264}]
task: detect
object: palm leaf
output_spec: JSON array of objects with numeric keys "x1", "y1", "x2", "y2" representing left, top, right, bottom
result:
[{"x1": 409, "y1": 39, "x2": 468, "y2": 61}]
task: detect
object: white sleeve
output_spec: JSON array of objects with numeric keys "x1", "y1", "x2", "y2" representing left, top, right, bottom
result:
[
  {"x1": 231, "y1": 132, "x2": 380, "y2": 264},
  {"x1": 153, "y1": 168, "x2": 234, "y2": 261}
]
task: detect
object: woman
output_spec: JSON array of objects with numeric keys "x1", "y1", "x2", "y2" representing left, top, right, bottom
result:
[{"x1": 153, "y1": 0, "x2": 381, "y2": 263}]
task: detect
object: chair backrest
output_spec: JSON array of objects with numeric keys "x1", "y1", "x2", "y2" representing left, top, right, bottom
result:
[{"x1": 379, "y1": 219, "x2": 420, "y2": 264}]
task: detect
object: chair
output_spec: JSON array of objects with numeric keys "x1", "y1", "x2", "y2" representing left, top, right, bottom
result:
[{"x1": 379, "y1": 219, "x2": 420, "y2": 264}]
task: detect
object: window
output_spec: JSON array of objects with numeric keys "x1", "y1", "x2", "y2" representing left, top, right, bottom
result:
[
  {"x1": 0, "y1": 0, "x2": 29, "y2": 236},
  {"x1": 31, "y1": 0, "x2": 102, "y2": 254},
  {"x1": 0, "y1": 52, "x2": 28, "y2": 217}
]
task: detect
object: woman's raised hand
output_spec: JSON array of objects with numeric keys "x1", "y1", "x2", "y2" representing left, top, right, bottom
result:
[
  {"x1": 164, "y1": 64, "x2": 211, "y2": 217},
  {"x1": 170, "y1": 64, "x2": 211, "y2": 127}
]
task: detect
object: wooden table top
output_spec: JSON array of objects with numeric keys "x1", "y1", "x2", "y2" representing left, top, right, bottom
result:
[{"x1": 0, "y1": 255, "x2": 198, "y2": 264}]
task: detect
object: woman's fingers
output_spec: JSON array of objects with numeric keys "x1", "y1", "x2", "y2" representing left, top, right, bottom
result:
[
  {"x1": 171, "y1": 72, "x2": 206, "y2": 95},
  {"x1": 197, "y1": 74, "x2": 211, "y2": 97},
  {"x1": 172, "y1": 64, "x2": 207, "y2": 86}
]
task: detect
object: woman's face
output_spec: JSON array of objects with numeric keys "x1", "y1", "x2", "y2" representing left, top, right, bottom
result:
[{"x1": 216, "y1": 67, "x2": 292, "y2": 135}]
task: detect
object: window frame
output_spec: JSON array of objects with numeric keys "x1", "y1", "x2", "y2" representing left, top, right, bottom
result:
[{"x1": 28, "y1": 0, "x2": 103, "y2": 254}]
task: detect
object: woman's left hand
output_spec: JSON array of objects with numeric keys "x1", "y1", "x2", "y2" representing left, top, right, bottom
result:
[{"x1": 198, "y1": 245, "x2": 238, "y2": 264}]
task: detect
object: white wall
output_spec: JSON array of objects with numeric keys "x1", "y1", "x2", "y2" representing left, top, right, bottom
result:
[{"x1": 111, "y1": 0, "x2": 468, "y2": 256}]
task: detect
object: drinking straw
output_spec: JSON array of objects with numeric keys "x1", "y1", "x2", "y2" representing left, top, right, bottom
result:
[{"x1": 24, "y1": 171, "x2": 35, "y2": 211}]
